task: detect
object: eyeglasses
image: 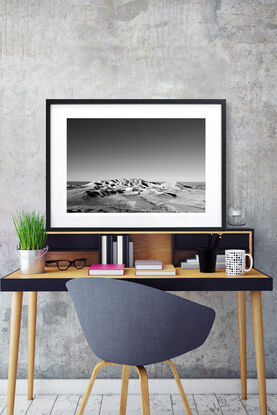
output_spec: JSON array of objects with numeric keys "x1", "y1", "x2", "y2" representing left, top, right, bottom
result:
[{"x1": 46, "y1": 258, "x2": 87, "y2": 271}]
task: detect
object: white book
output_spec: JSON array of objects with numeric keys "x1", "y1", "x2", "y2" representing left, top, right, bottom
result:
[
  {"x1": 112, "y1": 242, "x2": 118, "y2": 264},
  {"x1": 187, "y1": 257, "x2": 198, "y2": 263},
  {"x1": 89, "y1": 264, "x2": 125, "y2": 276},
  {"x1": 135, "y1": 265, "x2": 176, "y2": 276},
  {"x1": 181, "y1": 262, "x2": 199, "y2": 269},
  {"x1": 128, "y1": 242, "x2": 134, "y2": 267},
  {"x1": 181, "y1": 262, "x2": 225, "y2": 270},
  {"x1": 89, "y1": 270, "x2": 124, "y2": 275},
  {"x1": 135, "y1": 260, "x2": 163, "y2": 270},
  {"x1": 101, "y1": 236, "x2": 107, "y2": 265},
  {"x1": 117, "y1": 235, "x2": 123, "y2": 265}
]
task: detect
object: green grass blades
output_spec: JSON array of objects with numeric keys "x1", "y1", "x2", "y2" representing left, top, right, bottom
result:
[{"x1": 12, "y1": 211, "x2": 47, "y2": 250}]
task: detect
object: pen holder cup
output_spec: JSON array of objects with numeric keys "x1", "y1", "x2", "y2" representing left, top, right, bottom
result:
[{"x1": 197, "y1": 248, "x2": 217, "y2": 273}]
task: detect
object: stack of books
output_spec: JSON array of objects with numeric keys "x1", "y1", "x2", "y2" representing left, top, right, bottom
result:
[
  {"x1": 100, "y1": 235, "x2": 134, "y2": 267},
  {"x1": 181, "y1": 254, "x2": 225, "y2": 269},
  {"x1": 181, "y1": 256, "x2": 199, "y2": 269},
  {"x1": 135, "y1": 260, "x2": 176, "y2": 276},
  {"x1": 215, "y1": 254, "x2": 225, "y2": 269},
  {"x1": 88, "y1": 264, "x2": 125, "y2": 276}
]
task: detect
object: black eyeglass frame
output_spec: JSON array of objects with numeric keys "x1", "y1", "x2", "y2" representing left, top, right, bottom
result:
[{"x1": 45, "y1": 258, "x2": 87, "y2": 271}]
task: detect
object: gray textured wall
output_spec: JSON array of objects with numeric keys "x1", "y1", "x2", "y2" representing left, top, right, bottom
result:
[{"x1": 0, "y1": 0, "x2": 276, "y2": 379}]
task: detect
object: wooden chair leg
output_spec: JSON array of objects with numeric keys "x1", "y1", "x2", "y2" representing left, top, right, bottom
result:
[
  {"x1": 164, "y1": 360, "x2": 192, "y2": 415},
  {"x1": 28, "y1": 292, "x2": 37, "y2": 400},
  {"x1": 119, "y1": 365, "x2": 130, "y2": 415},
  {"x1": 135, "y1": 366, "x2": 150, "y2": 415},
  {"x1": 77, "y1": 361, "x2": 118, "y2": 415}
]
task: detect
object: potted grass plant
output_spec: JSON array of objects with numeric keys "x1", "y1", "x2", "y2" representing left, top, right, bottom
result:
[{"x1": 13, "y1": 211, "x2": 48, "y2": 274}]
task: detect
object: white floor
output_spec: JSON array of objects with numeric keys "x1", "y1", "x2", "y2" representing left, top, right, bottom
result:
[{"x1": 2, "y1": 394, "x2": 277, "y2": 414}]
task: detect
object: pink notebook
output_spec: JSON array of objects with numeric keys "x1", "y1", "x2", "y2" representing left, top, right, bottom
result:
[{"x1": 88, "y1": 264, "x2": 125, "y2": 276}]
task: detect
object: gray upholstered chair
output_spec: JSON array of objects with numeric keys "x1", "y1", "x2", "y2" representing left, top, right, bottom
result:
[{"x1": 66, "y1": 278, "x2": 215, "y2": 415}]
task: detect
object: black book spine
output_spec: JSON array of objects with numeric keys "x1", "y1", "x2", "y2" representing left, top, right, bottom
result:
[
  {"x1": 123, "y1": 235, "x2": 129, "y2": 266},
  {"x1": 107, "y1": 235, "x2": 113, "y2": 264},
  {"x1": 98, "y1": 235, "x2": 102, "y2": 264}
]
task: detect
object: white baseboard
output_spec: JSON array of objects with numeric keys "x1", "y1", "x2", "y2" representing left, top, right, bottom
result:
[{"x1": 0, "y1": 379, "x2": 276, "y2": 395}]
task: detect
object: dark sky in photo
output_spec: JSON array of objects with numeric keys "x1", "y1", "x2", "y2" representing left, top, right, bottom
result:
[{"x1": 67, "y1": 118, "x2": 205, "y2": 182}]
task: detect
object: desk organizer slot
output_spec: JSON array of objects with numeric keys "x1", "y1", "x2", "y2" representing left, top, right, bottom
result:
[
  {"x1": 172, "y1": 230, "x2": 253, "y2": 266},
  {"x1": 47, "y1": 234, "x2": 100, "y2": 252}
]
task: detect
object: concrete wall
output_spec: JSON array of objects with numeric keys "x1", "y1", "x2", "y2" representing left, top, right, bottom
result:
[{"x1": 0, "y1": 0, "x2": 276, "y2": 379}]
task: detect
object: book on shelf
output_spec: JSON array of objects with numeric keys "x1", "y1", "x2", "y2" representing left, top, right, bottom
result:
[
  {"x1": 135, "y1": 260, "x2": 163, "y2": 270},
  {"x1": 100, "y1": 235, "x2": 107, "y2": 264},
  {"x1": 117, "y1": 235, "x2": 130, "y2": 266},
  {"x1": 107, "y1": 235, "x2": 113, "y2": 264},
  {"x1": 135, "y1": 264, "x2": 176, "y2": 276},
  {"x1": 185, "y1": 263, "x2": 225, "y2": 270},
  {"x1": 181, "y1": 258, "x2": 225, "y2": 270},
  {"x1": 186, "y1": 254, "x2": 225, "y2": 263},
  {"x1": 180, "y1": 262, "x2": 199, "y2": 269},
  {"x1": 186, "y1": 257, "x2": 198, "y2": 264},
  {"x1": 88, "y1": 264, "x2": 125, "y2": 276},
  {"x1": 123, "y1": 235, "x2": 129, "y2": 266},
  {"x1": 128, "y1": 241, "x2": 134, "y2": 267},
  {"x1": 112, "y1": 241, "x2": 118, "y2": 264},
  {"x1": 100, "y1": 234, "x2": 132, "y2": 266},
  {"x1": 100, "y1": 235, "x2": 113, "y2": 264},
  {"x1": 117, "y1": 235, "x2": 123, "y2": 264}
]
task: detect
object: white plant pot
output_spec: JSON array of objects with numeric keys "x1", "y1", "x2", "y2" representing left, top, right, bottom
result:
[{"x1": 17, "y1": 247, "x2": 48, "y2": 274}]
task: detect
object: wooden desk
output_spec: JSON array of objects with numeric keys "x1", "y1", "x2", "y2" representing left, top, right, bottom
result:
[{"x1": 1, "y1": 267, "x2": 273, "y2": 415}]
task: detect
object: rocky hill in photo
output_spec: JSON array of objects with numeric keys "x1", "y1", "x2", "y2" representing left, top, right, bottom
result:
[{"x1": 67, "y1": 178, "x2": 205, "y2": 213}]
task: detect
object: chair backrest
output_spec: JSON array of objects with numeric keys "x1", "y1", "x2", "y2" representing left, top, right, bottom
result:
[{"x1": 66, "y1": 278, "x2": 215, "y2": 366}]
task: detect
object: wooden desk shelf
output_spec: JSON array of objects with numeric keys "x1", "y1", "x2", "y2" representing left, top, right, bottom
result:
[{"x1": 45, "y1": 229, "x2": 254, "y2": 269}]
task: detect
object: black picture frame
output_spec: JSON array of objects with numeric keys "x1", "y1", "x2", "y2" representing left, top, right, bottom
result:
[{"x1": 46, "y1": 99, "x2": 226, "y2": 232}]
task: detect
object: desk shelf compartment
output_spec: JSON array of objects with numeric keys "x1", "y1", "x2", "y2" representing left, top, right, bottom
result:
[
  {"x1": 172, "y1": 230, "x2": 254, "y2": 267},
  {"x1": 46, "y1": 234, "x2": 100, "y2": 252}
]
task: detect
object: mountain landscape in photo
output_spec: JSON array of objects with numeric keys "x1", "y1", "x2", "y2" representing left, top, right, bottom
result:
[
  {"x1": 67, "y1": 117, "x2": 206, "y2": 214},
  {"x1": 67, "y1": 178, "x2": 205, "y2": 213}
]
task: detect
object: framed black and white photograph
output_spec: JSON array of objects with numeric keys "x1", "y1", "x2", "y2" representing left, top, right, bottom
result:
[{"x1": 46, "y1": 99, "x2": 226, "y2": 230}]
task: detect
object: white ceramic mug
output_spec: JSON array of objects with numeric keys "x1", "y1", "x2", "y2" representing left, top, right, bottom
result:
[{"x1": 225, "y1": 249, "x2": 253, "y2": 276}]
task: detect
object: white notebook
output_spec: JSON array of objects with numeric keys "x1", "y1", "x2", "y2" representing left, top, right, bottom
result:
[
  {"x1": 135, "y1": 265, "x2": 175, "y2": 276},
  {"x1": 135, "y1": 260, "x2": 163, "y2": 270}
]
